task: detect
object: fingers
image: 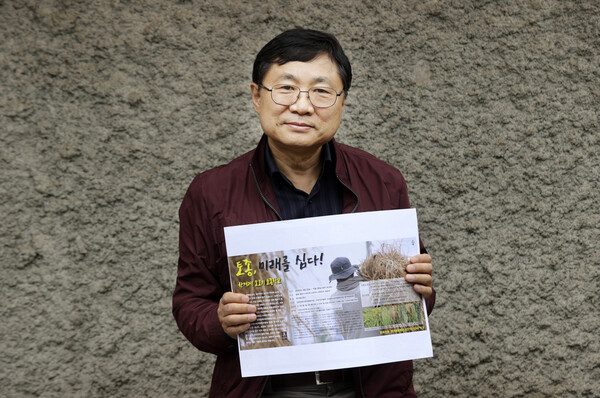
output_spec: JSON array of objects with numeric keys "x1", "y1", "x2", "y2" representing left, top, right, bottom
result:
[
  {"x1": 221, "y1": 292, "x2": 250, "y2": 305},
  {"x1": 219, "y1": 314, "x2": 256, "y2": 339},
  {"x1": 406, "y1": 254, "x2": 434, "y2": 298},
  {"x1": 410, "y1": 253, "x2": 431, "y2": 265},
  {"x1": 413, "y1": 284, "x2": 434, "y2": 299},
  {"x1": 405, "y1": 272, "x2": 432, "y2": 287},
  {"x1": 218, "y1": 292, "x2": 257, "y2": 339},
  {"x1": 406, "y1": 262, "x2": 432, "y2": 276},
  {"x1": 407, "y1": 254, "x2": 433, "y2": 276},
  {"x1": 405, "y1": 269, "x2": 433, "y2": 298}
]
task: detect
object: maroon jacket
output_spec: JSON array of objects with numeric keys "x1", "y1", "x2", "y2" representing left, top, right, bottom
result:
[{"x1": 173, "y1": 135, "x2": 436, "y2": 397}]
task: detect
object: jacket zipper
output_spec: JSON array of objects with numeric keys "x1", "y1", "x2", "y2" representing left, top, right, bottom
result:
[
  {"x1": 357, "y1": 367, "x2": 365, "y2": 397},
  {"x1": 336, "y1": 173, "x2": 360, "y2": 213},
  {"x1": 250, "y1": 162, "x2": 283, "y2": 221},
  {"x1": 258, "y1": 376, "x2": 269, "y2": 398}
]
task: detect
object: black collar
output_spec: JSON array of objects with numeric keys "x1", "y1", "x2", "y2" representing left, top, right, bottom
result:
[{"x1": 264, "y1": 141, "x2": 335, "y2": 181}]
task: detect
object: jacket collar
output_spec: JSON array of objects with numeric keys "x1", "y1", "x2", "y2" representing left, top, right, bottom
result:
[
  {"x1": 251, "y1": 134, "x2": 347, "y2": 180},
  {"x1": 263, "y1": 138, "x2": 336, "y2": 182},
  {"x1": 250, "y1": 134, "x2": 357, "y2": 215}
]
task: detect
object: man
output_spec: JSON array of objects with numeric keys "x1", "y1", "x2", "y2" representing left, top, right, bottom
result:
[{"x1": 173, "y1": 28, "x2": 435, "y2": 397}]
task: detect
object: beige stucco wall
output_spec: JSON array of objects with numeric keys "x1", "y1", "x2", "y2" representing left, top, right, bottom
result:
[{"x1": 2, "y1": 1, "x2": 598, "y2": 396}]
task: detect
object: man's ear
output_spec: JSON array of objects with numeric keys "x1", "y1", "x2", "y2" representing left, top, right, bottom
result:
[
  {"x1": 251, "y1": 82, "x2": 261, "y2": 113},
  {"x1": 339, "y1": 92, "x2": 347, "y2": 111}
]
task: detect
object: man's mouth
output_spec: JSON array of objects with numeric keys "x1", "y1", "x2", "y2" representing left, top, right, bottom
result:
[{"x1": 285, "y1": 121, "x2": 314, "y2": 129}]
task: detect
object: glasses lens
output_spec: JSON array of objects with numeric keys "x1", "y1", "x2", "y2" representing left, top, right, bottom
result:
[
  {"x1": 271, "y1": 85, "x2": 300, "y2": 106},
  {"x1": 309, "y1": 87, "x2": 337, "y2": 108},
  {"x1": 270, "y1": 85, "x2": 338, "y2": 108}
]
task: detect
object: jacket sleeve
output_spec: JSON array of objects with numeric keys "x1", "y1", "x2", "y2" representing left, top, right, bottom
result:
[{"x1": 172, "y1": 181, "x2": 236, "y2": 356}]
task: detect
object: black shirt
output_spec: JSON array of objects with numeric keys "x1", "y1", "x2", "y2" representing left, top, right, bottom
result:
[{"x1": 265, "y1": 141, "x2": 343, "y2": 220}]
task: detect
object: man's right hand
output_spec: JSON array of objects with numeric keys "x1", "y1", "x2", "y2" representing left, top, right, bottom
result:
[{"x1": 217, "y1": 292, "x2": 257, "y2": 339}]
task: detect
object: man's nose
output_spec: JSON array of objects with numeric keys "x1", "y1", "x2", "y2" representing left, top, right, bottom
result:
[{"x1": 289, "y1": 91, "x2": 314, "y2": 114}]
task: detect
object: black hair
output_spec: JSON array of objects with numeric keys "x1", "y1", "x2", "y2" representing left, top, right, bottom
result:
[{"x1": 252, "y1": 28, "x2": 352, "y2": 94}]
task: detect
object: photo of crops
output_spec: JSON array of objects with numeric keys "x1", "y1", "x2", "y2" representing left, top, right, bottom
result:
[
  {"x1": 359, "y1": 242, "x2": 410, "y2": 280},
  {"x1": 357, "y1": 240, "x2": 426, "y2": 331},
  {"x1": 228, "y1": 251, "x2": 293, "y2": 350},
  {"x1": 362, "y1": 302, "x2": 424, "y2": 329}
]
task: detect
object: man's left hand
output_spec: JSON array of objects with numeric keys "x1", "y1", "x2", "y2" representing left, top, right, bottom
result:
[{"x1": 405, "y1": 254, "x2": 433, "y2": 298}]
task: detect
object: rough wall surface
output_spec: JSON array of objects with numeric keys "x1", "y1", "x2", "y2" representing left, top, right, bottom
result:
[{"x1": 1, "y1": 0, "x2": 598, "y2": 397}]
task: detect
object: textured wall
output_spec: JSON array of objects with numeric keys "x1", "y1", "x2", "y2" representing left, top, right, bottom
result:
[{"x1": 1, "y1": 0, "x2": 599, "y2": 397}]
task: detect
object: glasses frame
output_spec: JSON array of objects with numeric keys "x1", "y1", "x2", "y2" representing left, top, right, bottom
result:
[{"x1": 259, "y1": 84, "x2": 344, "y2": 108}]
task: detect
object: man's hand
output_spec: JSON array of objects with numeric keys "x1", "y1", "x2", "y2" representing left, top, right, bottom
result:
[
  {"x1": 405, "y1": 254, "x2": 434, "y2": 298},
  {"x1": 217, "y1": 292, "x2": 257, "y2": 339}
]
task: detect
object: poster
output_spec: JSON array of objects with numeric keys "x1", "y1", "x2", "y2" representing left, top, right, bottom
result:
[{"x1": 224, "y1": 209, "x2": 433, "y2": 377}]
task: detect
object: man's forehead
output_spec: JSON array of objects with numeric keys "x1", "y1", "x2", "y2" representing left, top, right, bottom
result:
[
  {"x1": 263, "y1": 56, "x2": 342, "y2": 86},
  {"x1": 276, "y1": 72, "x2": 334, "y2": 84}
]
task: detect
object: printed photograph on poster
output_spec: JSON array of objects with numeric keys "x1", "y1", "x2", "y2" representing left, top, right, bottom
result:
[
  {"x1": 224, "y1": 209, "x2": 433, "y2": 377},
  {"x1": 229, "y1": 238, "x2": 425, "y2": 350}
]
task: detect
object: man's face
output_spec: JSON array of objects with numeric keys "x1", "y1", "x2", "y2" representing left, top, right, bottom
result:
[{"x1": 251, "y1": 53, "x2": 346, "y2": 155}]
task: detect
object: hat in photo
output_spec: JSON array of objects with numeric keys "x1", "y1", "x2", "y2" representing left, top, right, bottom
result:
[{"x1": 328, "y1": 257, "x2": 359, "y2": 282}]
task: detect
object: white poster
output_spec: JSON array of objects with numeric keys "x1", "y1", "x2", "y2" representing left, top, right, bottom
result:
[{"x1": 224, "y1": 209, "x2": 433, "y2": 378}]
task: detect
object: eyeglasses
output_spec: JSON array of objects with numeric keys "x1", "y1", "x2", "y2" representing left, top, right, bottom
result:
[{"x1": 259, "y1": 84, "x2": 343, "y2": 108}]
